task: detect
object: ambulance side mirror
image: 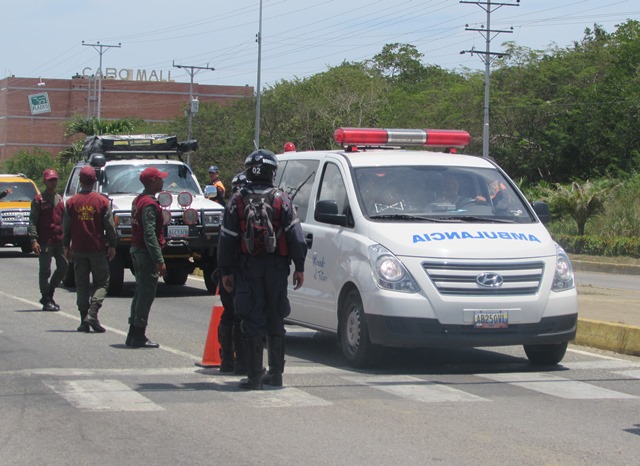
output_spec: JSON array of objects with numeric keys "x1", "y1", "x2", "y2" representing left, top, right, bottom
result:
[
  {"x1": 315, "y1": 200, "x2": 347, "y2": 226},
  {"x1": 532, "y1": 201, "x2": 551, "y2": 224}
]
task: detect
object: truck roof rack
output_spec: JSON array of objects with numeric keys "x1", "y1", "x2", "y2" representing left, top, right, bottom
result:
[{"x1": 82, "y1": 134, "x2": 198, "y2": 161}]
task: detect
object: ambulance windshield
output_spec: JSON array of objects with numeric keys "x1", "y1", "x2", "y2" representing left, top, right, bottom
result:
[{"x1": 354, "y1": 166, "x2": 534, "y2": 223}]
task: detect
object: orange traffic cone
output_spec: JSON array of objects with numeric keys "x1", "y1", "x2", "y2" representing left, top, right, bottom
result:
[{"x1": 195, "y1": 292, "x2": 223, "y2": 368}]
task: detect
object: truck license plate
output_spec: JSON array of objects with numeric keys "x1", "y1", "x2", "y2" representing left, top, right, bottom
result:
[
  {"x1": 13, "y1": 226, "x2": 28, "y2": 236},
  {"x1": 474, "y1": 311, "x2": 508, "y2": 328},
  {"x1": 167, "y1": 225, "x2": 189, "y2": 237}
]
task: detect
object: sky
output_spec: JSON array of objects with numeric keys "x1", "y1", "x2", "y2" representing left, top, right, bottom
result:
[{"x1": 3, "y1": 0, "x2": 639, "y2": 89}]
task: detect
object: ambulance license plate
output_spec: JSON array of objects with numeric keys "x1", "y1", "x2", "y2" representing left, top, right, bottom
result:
[
  {"x1": 474, "y1": 310, "x2": 508, "y2": 328},
  {"x1": 13, "y1": 226, "x2": 28, "y2": 236},
  {"x1": 167, "y1": 225, "x2": 189, "y2": 237}
]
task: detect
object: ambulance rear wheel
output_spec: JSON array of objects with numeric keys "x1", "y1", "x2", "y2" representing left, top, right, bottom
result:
[
  {"x1": 523, "y1": 341, "x2": 568, "y2": 365},
  {"x1": 339, "y1": 290, "x2": 377, "y2": 368}
]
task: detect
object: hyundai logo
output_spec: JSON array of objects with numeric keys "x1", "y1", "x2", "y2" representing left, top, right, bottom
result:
[{"x1": 476, "y1": 272, "x2": 504, "y2": 288}]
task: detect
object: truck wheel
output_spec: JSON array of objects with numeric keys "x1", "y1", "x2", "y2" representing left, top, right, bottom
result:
[
  {"x1": 63, "y1": 265, "x2": 75, "y2": 288},
  {"x1": 339, "y1": 290, "x2": 378, "y2": 368},
  {"x1": 163, "y1": 268, "x2": 189, "y2": 286},
  {"x1": 107, "y1": 252, "x2": 125, "y2": 296},
  {"x1": 523, "y1": 342, "x2": 568, "y2": 365},
  {"x1": 20, "y1": 243, "x2": 32, "y2": 254}
]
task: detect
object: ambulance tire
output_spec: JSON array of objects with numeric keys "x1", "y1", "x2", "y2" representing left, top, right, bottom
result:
[
  {"x1": 339, "y1": 289, "x2": 378, "y2": 368},
  {"x1": 523, "y1": 341, "x2": 568, "y2": 365}
]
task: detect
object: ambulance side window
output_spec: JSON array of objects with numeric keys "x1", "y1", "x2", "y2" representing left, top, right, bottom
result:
[
  {"x1": 317, "y1": 162, "x2": 350, "y2": 222},
  {"x1": 278, "y1": 159, "x2": 318, "y2": 222}
]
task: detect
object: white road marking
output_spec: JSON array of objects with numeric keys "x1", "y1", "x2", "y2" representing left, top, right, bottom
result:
[
  {"x1": 560, "y1": 360, "x2": 640, "y2": 370},
  {"x1": 44, "y1": 379, "x2": 165, "y2": 412},
  {"x1": 479, "y1": 372, "x2": 637, "y2": 399},
  {"x1": 614, "y1": 370, "x2": 640, "y2": 379},
  {"x1": 342, "y1": 375, "x2": 489, "y2": 403}
]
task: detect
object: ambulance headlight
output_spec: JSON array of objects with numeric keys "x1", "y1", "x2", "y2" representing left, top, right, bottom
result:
[
  {"x1": 368, "y1": 244, "x2": 419, "y2": 293},
  {"x1": 552, "y1": 245, "x2": 575, "y2": 291}
]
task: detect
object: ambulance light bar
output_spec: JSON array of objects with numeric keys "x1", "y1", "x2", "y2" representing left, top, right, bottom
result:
[{"x1": 334, "y1": 128, "x2": 471, "y2": 148}]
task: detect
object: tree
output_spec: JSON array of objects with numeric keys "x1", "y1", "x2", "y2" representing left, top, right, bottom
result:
[
  {"x1": 541, "y1": 179, "x2": 620, "y2": 235},
  {"x1": 2, "y1": 148, "x2": 56, "y2": 190}
]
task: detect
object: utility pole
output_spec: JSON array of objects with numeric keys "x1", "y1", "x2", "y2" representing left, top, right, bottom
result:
[
  {"x1": 254, "y1": 0, "x2": 263, "y2": 149},
  {"x1": 172, "y1": 61, "x2": 215, "y2": 166},
  {"x1": 82, "y1": 41, "x2": 121, "y2": 127},
  {"x1": 460, "y1": 0, "x2": 519, "y2": 158}
]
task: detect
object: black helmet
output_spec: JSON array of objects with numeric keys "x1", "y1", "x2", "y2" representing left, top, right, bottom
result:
[
  {"x1": 231, "y1": 172, "x2": 248, "y2": 191},
  {"x1": 244, "y1": 149, "x2": 278, "y2": 183}
]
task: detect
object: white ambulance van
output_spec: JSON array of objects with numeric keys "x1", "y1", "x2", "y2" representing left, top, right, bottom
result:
[{"x1": 276, "y1": 128, "x2": 577, "y2": 367}]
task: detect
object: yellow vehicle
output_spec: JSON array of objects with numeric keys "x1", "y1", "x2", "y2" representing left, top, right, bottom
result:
[{"x1": 0, "y1": 174, "x2": 40, "y2": 253}]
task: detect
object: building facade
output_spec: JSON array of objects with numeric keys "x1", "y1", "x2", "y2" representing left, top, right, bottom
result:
[{"x1": 0, "y1": 76, "x2": 253, "y2": 161}]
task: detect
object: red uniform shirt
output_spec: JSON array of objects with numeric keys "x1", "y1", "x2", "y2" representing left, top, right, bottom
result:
[
  {"x1": 131, "y1": 193, "x2": 165, "y2": 250},
  {"x1": 33, "y1": 193, "x2": 64, "y2": 245},
  {"x1": 65, "y1": 191, "x2": 111, "y2": 253}
]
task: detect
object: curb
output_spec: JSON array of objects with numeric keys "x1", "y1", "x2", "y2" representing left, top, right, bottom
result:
[
  {"x1": 570, "y1": 259, "x2": 640, "y2": 275},
  {"x1": 575, "y1": 318, "x2": 640, "y2": 356}
]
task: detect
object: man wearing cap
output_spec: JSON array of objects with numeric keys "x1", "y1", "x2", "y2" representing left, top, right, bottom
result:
[
  {"x1": 126, "y1": 167, "x2": 167, "y2": 348},
  {"x1": 63, "y1": 165, "x2": 117, "y2": 333},
  {"x1": 28, "y1": 169, "x2": 69, "y2": 311},
  {"x1": 205, "y1": 165, "x2": 225, "y2": 205}
]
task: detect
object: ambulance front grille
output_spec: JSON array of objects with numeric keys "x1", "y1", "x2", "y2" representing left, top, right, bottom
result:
[{"x1": 422, "y1": 261, "x2": 544, "y2": 296}]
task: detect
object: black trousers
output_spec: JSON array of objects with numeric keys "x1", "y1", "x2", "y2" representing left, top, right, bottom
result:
[{"x1": 233, "y1": 254, "x2": 291, "y2": 338}]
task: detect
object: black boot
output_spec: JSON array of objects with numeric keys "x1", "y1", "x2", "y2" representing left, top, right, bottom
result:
[
  {"x1": 40, "y1": 295, "x2": 57, "y2": 312},
  {"x1": 130, "y1": 326, "x2": 160, "y2": 348},
  {"x1": 125, "y1": 325, "x2": 135, "y2": 346},
  {"x1": 233, "y1": 325, "x2": 247, "y2": 375},
  {"x1": 48, "y1": 288, "x2": 60, "y2": 311},
  {"x1": 77, "y1": 310, "x2": 90, "y2": 332},
  {"x1": 239, "y1": 336, "x2": 264, "y2": 390},
  {"x1": 262, "y1": 336, "x2": 285, "y2": 387},
  {"x1": 84, "y1": 309, "x2": 107, "y2": 333},
  {"x1": 218, "y1": 324, "x2": 235, "y2": 372}
]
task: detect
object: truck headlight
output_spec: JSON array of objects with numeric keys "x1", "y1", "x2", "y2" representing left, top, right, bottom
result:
[
  {"x1": 368, "y1": 244, "x2": 419, "y2": 293},
  {"x1": 114, "y1": 214, "x2": 132, "y2": 226},
  {"x1": 202, "y1": 212, "x2": 222, "y2": 226},
  {"x1": 552, "y1": 244, "x2": 575, "y2": 291}
]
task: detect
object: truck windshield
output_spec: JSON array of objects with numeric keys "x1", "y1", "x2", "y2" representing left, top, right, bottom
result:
[
  {"x1": 0, "y1": 182, "x2": 37, "y2": 202},
  {"x1": 354, "y1": 166, "x2": 534, "y2": 223},
  {"x1": 103, "y1": 164, "x2": 201, "y2": 195}
]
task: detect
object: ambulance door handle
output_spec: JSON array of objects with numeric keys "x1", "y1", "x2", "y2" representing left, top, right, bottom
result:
[{"x1": 305, "y1": 233, "x2": 313, "y2": 249}]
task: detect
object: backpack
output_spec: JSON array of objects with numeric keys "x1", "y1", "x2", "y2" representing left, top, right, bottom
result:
[{"x1": 238, "y1": 187, "x2": 282, "y2": 255}]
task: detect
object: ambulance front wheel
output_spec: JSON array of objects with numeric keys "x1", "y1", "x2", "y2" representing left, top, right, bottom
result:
[
  {"x1": 523, "y1": 341, "x2": 568, "y2": 365},
  {"x1": 339, "y1": 289, "x2": 378, "y2": 368}
]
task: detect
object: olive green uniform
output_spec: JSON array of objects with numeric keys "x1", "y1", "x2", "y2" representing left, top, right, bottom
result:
[{"x1": 129, "y1": 192, "x2": 164, "y2": 327}]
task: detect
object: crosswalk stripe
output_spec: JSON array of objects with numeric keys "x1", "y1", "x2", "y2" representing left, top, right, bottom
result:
[
  {"x1": 479, "y1": 372, "x2": 637, "y2": 399},
  {"x1": 561, "y1": 360, "x2": 640, "y2": 370},
  {"x1": 342, "y1": 375, "x2": 489, "y2": 403},
  {"x1": 614, "y1": 370, "x2": 640, "y2": 379},
  {"x1": 44, "y1": 379, "x2": 165, "y2": 412},
  {"x1": 206, "y1": 376, "x2": 332, "y2": 408}
]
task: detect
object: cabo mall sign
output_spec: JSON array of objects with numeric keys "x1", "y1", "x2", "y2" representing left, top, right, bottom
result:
[{"x1": 82, "y1": 67, "x2": 174, "y2": 82}]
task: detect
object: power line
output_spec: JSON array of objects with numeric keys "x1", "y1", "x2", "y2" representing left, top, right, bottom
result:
[{"x1": 82, "y1": 41, "x2": 122, "y2": 126}]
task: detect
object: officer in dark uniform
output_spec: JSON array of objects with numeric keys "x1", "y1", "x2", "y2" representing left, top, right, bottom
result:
[
  {"x1": 218, "y1": 150, "x2": 307, "y2": 390},
  {"x1": 205, "y1": 165, "x2": 225, "y2": 205},
  {"x1": 63, "y1": 166, "x2": 117, "y2": 332},
  {"x1": 126, "y1": 167, "x2": 167, "y2": 348},
  {"x1": 28, "y1": 169, "x2": 68, "y2": 311},
  {"x1": 217, "y1": 172, "x2": 247, "y2": 374}
]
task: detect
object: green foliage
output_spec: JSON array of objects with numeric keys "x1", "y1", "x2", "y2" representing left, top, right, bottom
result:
[
  {"x1": 2, "y1": 148, "x2": 57, "y2": 191},
  {"x1": 554, "y1": 234, "x2": 640, "y2": 258},
  {"x1": 537, "y1": 179, "x2": 620, "y2": 235}
]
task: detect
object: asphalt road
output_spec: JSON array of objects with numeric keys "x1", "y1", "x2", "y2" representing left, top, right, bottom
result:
[{"x1": 1, "y1": 247, "x2": 639, "y2": 465}]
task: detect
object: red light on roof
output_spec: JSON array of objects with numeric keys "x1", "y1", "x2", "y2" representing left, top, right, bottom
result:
[
  {"x1": 334, "y1": 127, "x2": 471, "y2": 148},
  {"x1": 283, "y1": 141, "x2": 296, "y2": 152}
]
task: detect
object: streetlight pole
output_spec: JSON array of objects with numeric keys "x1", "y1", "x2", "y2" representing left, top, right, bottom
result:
[
  {"x1": 460, "y1": 1, "x2": 518, "y2": 158},
  {"x1": 172, "y1": 61, "x2": 215, "y2": 166},
  {"x1": 82, "y1": 41, "x2": 121, "y2": 128},
  {"x1": 254, "y1": 0, "x2": 263, "y2": 149}
]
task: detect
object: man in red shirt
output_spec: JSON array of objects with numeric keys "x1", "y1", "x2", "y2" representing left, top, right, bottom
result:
[
  {"x1": 63, "y1": 166, "x2": 117, "y2": 333},
  {"x1": 127, "y1": 167, "x2": 167, "y2": 348},
  {"x1": 28, "y1": 169, "x2": 68, "y2": 311}
]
